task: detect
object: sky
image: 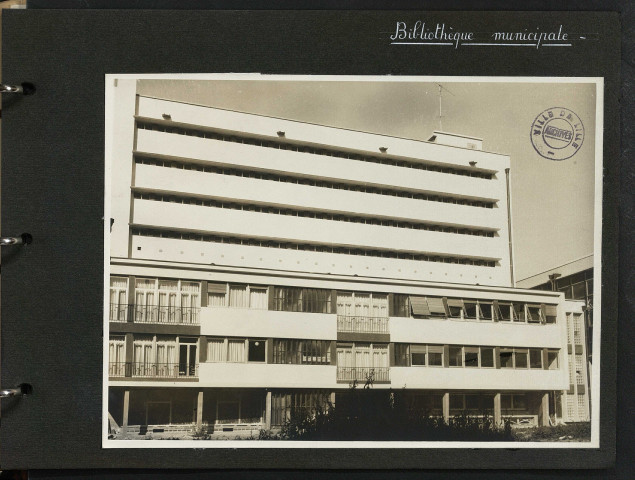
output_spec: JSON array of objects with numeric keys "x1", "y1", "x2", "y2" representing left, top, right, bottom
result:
[{"x1": 137, "y1": 77, "x2": 598, "y2": 282}]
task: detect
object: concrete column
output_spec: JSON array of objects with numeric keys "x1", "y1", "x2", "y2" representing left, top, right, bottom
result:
[
  {"x1": 200, "y1": 281, "x2": 208, "y2": 307},
  {"x1": 122, "y1": 390, "x2": 130, "y2": 432},
  {"x1": 442, "y1": 392, "x2": 450, "y2": 423},
  {"x1": 196, "y1": 391, "x2": 204, "y2": 430},
  {"x1": 494, "y1": 393, "x2": 501, "y2": 426},
  {"x1": 265, "y1": 390, "x2": 272, "y2": 429},
  {"x1": 266, "y1": 338, "x2": 274, "y2": 364},
  {"x1": 125, "y1": 333, "x2": 134, "y2": 377},
  {"x1": 128, "y1": 276, "x2": 136, "y2": 323},
  {"x1": 539, "y1": 392, "x2": 550, "y2": 426},
  {"x1": 330, "y1": 341, "x2": 337, "y2": 365}
]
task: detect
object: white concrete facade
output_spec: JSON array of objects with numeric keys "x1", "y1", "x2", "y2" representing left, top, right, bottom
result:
[{"x1": 106, "y1": 80, "x2": 582, "y2": 434}]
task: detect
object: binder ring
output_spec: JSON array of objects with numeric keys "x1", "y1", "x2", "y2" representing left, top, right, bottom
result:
[
  {"x1": 0, "y1": 383, "x2": 32, "y2": 398},
  {"x1": 0, "y1": 84, "x2": 23, "y2": 93},
  {"x1": 0, "y1": 233, "x2": 33, "y2": 246},
  {"x1": 0, "y1": 82, "x2": 35, "y2": 95}
]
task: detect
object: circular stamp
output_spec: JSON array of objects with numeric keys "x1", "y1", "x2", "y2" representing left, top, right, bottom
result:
[{"x1": 530, "y1": 107, "x2": 584, "y2": 161}]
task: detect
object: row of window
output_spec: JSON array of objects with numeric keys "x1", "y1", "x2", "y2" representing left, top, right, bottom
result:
[
  {"x1": 395, "y1": 344, "x2": 559, "y2": 370},
  {"x1": 131, "y1": 228, "x2": 498, "y2": 267},
  {"x1": 137, "y1": 121, "x2": 494, "y2": 180},
  {"x1": 135, "y1": 156, "x2": 496, "y2": 209},
  {"x1": 392, "y1": 294, "x2": 557, "y2": 323},
  {"x1": 110, "y1": 278, "x2": 559, "y2": 326},
  {"x1": 133, "y1": 191, "x2": 496, "y2": 238},
  {"x1": 409, "y1": 393, "x2": 529, "y2": 414},
  {"x1": 110, "y1": 335, "x2": 560, "y2": 371}
]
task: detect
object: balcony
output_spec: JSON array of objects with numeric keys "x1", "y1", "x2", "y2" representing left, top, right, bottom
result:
[
  {"x1": 109, "y1": 303, "x2": 200, "y2": 325},
  {"x1": 108, "y1": 362, "x2": 199, "y2": 379},
  {"x1": 337, "y1": 315, "x2": 389, "y2": 334},
  {"x1": 336, "y1": 366, "x2": 390, "y2": 384}
]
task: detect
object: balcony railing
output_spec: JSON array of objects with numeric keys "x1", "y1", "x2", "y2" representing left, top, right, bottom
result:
[
  {"x1": 337, "y1": 315, "x2": 389, "y2": 334},
  {"x1": 109, "y1": 303, "x2": 200, "y2": 325},
  {"x1": 337, "y1": 366, "x2": 390, "y2": 383},
  {"x1": 108, "y1": 361, "x2": 199, "y2": 379}
]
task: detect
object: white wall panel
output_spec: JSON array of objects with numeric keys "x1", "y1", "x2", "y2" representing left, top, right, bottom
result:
[
  {"x1": 135, "y1": 129, "x2": 506, "y2": 202},
  {"x1": 200, "y1": 308, "x2": 336, "y2": 340},
  {"x1": 129, "y1": 236, "x2": 512, "y2": 286},
  {"x1": 132, "y1": 200, "x2": 502, "y2": 260},
  {"x1": 137, "y1": 96, "x2": 510, "y2": 173},
  {"x1": 134, "y1": 163, "x2": 505, "y2": 231}
]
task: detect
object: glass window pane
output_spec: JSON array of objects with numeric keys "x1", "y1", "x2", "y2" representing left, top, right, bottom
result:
[
  {"x1": 411, "y1": 353, "x2": 426, "y2": 366},
  {"x1": 530, "y1": 349, "x2": 543, "y2": 368},
  {"x1": 464, "y1": 350, "x2": 479, "y2": 367},
  {"x1": 480, "y1": 347, "x2": 494, "y2": 367},
  {"x1": 500, "y1": 350, "x2": 513, "y2": 368},
  {"x1": 548, "y1": 350, "x2": 559, "y2": 370},
  {"x1": 449, "y1": 347, "x2": 463, "y2": 367},
  {"x1": 514, "y1": 350, "x2": 528, "y2": 368},
  {"x1": 248, "y1": 339, "x2": 266, "y2": 362},
  {"x1": 464, "y1": 302, "x2": 478, "y2": 319},
  {"x1": 479, "y1": 303, "x2": 493, "y2": 321},
  {"x1": 428, "y1": 352, "x2": 443, "y2": 366}
]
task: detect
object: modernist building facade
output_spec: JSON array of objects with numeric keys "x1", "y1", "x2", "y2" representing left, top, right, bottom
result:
[
  {"x1": 517, "y1": 256, "x2": 593, "y2": 422},
  {"x1": 106, "y1": 80, "x2": 589, "y2": 437}
]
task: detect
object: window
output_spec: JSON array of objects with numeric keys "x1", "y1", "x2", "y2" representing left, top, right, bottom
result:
[
  {"x1": 514, "y1": 349, "x2": 528, "y2": 368},
  {"x1": 108, "y1": 336, "x2": 126, "y2": 376},
  {"x1": 496, "y1": 302, "x2": 513, "y2": 321},
  {"x1": 229, "y1": 285, "x2": 249, "y2": 308},
  {"x1": 248, "y1": 340, "x2": 266, "y2": 362},
  {"x1": 526, "y1": 305, "x2": 543, "y2": 324},
  {"x1": 501, "y1": 394, "x2": 527, "y2": 411},
  {"x1": 109, "y1": 277, "x2": 128, "y2": 322},
  {"x1": 273, "y1": 339, "x2": 331, "y2": 365},
  {"x1": 447, "y1": 299, "x2": 465, "y2": 319},
  {"x1": 208, "y1": 283, "x2": 227, "y2": 307},
  {"x1": 480, "y1": 347, "x2": 494, "y2": 367},
  {"x1": 529, "y1": 349, "x2": 543, "y2": 369},
  {"x1": 500, "y1": 348, "x2": 514, "y2": 368},
  {"x1": 411, "y1": 345, "x2": 427, "y2": 366},
  {"x1": 207, "y1": 338, "x2": 226, "y2": 362},
  {"x1": 479, "y1": 302, "x2": 493, "y2": 321},
  {"x1": 394, "y1": 343, "x2": 410, "y2": 366},
  {"x1": 547, "y1": 350, "x2": 559, "y2": 370},
  {"x1": 512, "y1": 303, "x2": 525, "y2": 322},
  {"x1": 464, "y1": 301, "x2": 479, "y2": 320},
  {"x1": 545, "y1": 305, "x2": 558, "y2": 324},
  {"x1": 228, "y1": 339, "x2": 245, "y2": 362},
  {"x1": 464, "y1": 347, "x2": 479, "y2": 367},
  {"x1": 391, "y1": 294, "x2": 410, "y2": 317},
  {"x1": 275, "y1": 287, "x2": 331, "y2": 313},
  {"x1": 428, "y1": 345, "x2": 444, "y2": 366},
  {"x1": 449, "y1": 347, "x2": 463, "y2": 367}
]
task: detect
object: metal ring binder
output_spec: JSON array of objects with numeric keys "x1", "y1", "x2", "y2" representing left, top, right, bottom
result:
[
  {"x1": 0, "y1": 82, "x2": 35, "y2": 95},
  {"x1": 0, "y1": 84, "x2": 24, "y2": 93},
  {"x1": 0, "y1": 233, "x2": 33, "y2": 246},
  {"x1": 0, "y1": 383, "x2": 32, "y2": 398}
]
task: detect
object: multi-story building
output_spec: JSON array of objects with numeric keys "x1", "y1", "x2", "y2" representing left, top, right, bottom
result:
[
  {"x1": 106, "y1": 80, "x2": 588, "y2": 438},
  {"x1": 517, "y1": 256, "x2": 593, "y2": 422}
]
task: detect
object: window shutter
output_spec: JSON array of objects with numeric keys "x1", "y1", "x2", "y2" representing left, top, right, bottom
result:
[
  {"x1": 427, "y1": 297, "x2": 446, "y2": 314},
  {"x1": 446, "y1": 298, "x2": 465, "y2": 308},
  {"x1": 545, "y1": 305, "x2": 558, "y2": 316},
  {"x1": 410, "y1": 296, "x2": 431, "y2": 316},
  {"x1": 427, "y1": 345, "x2": 444, "y2": 354},
  {"x1": 207, "y1": 282, "x2": 227, "y2": 294}
]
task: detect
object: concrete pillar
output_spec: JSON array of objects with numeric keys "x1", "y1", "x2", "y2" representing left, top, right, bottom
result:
[
  {"x1": 124, "y1": 333, "x2": 134, "y2": 377},
  {"x1": 539, "y1": 392, "x2": 550, "y2": 426},
  {"x1": 494, "y1": 393, "x2": 501, "y2": 426},
  {"x1": 442, "y1": 392, "x2": 450, "y2": 423},
  {"x1": 265, "y1": 390, "x2": 272, "y2": 429},
  {"x1": 200, "y1": 281, "x2": 208, "y2": 307},
  {"x1": 122, "y1": 389, "x2": 130, "y2": 432},
  {"x1": 196, "y1": 391, "x2": 204, "y2": 430}
]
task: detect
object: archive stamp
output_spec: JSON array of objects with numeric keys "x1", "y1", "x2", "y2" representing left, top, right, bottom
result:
[{"x1": 530, "y1": 107, "x2": 585, "y2": 160}]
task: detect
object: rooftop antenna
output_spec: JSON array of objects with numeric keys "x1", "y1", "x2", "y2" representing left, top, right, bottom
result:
[{"x1": 436, "y1": 83, "x2": 455, "y2": 131}]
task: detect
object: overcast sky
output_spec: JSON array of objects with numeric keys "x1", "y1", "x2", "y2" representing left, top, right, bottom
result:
[{"x1": 137, "y1": 77, "x2": 598, "y2": 282}]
